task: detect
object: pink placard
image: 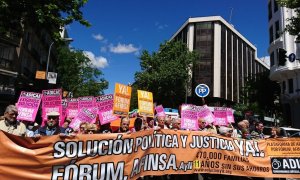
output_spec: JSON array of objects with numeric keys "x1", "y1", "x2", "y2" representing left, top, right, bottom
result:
[
  {"x1": 16, "y1": 91, "x2": 42, "y2": 122},
  {"x1": 213, "y1": 107, "x2": 228, "y2": 126},
  {"x1": 78, "y1": 96, "x2": 96, "y2": 123},
  {"x1": 42, "y1": 89, "x2": 63, "y2": 125},
  {"x1": 78, "y1": 96, "x2": 95, "y2": 110},
  {"x1": 196, "y1": 105, "x2": 215, "y2": 125},
  {"x1": 60, "y1": 99, "x2": 68, "y2": 126},
  {"x1": 226, "y1": 108, "x2": 235, "y2": 123},
  {"x1": 155, "y1": 105, "x2": 165, "y2": 117},
  {"x1": 69, "y1": 107, "x2": 98, "y2": 130},
  {"x1": 180, "y1": 104, "x2": 198, "y2": 130},
  {"x1": 95, "y1": 94, "x2": 118, "y2": 125},
  {"x1": 66, "y1": 98, "x2": 79, "y2": 119}
]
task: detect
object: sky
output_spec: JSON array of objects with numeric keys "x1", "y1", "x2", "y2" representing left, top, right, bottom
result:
[{"x1": 67, "y1": 0, "x2": 269, "y2": 94}]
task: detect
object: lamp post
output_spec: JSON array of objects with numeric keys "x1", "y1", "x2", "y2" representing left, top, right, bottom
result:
[{"x1": 46, "y1": 38, "x2": 73, "y2": 79}]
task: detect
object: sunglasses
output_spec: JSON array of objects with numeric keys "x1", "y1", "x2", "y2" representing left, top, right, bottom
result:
[
  {"x1": 8, "y1": 112, "x2": 18, "y2": 116},
  {"x1": 87, "y1": 130, "x2": 97, "y2": 133},
  {"x1": 47, "y1": 116, "x2": 58, "y2": 120}
]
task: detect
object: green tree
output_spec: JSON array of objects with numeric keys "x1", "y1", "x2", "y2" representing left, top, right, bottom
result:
[
  {"x1": 57, "y1": 47, "x2": 108, "y2": 97},
  {"x1": 0, "y1": 0, "x2": 90, "y2": 41},
  {"x1": 276, "y1": 0, "x2": 300, "y2": 40},
  {"x1": 134, "y1": 41, "x2": 198, "y2": 108},
  {"x1": 237, "y1": 72, "x2": 281, "y2": 118}
]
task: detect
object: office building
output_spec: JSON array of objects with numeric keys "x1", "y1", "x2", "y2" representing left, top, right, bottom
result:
[
  {"x1": 170, "y1": 16, "x2": 269, "y2": 105},
  {"x1": 268, "y1": 0, "x2": 300, "y2": 127}
]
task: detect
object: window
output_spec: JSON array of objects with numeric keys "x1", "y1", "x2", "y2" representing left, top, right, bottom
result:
[
  {"x1": 274, "y1": 0, "x2": 278, "y2": 12},
  {"x1": 282, "y1": 81, "x2": 286, "y2": 93},
  {"x1": 270, "y1": 51, "x2": 274, "y2": 66},
  {"x1": 275, "y1": 21, "x2": 280, "y2": 39},
  {"x1": 288, "y1": 79, "x2": 294, "y2": 93},
  {"x1": 268, "y1": 1, "x2": 272, "y2": 20},
  {"x1": 269, "y1": 26, "x2": 274, "y2": 43}
]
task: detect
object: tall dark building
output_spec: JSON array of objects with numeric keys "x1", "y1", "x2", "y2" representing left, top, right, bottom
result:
[{"x1": 0, "y1": 26, "x2": 69, "y2": 114}]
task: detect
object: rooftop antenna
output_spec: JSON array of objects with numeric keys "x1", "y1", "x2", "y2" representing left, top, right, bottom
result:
[{"x1": 229, "y1": 7, "x2": 234, "y2": 25}]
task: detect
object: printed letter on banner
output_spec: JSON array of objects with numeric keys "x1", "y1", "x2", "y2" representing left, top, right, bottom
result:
[
  {"x1": 113, "y1": 83, "x2": 132, "y2": 116},
  {"x1": 17, "y1": 91, "x2": 42, "y2": 122},
  {"x1": 138, "y1": 90, "x2": 154, "y2": 117}
]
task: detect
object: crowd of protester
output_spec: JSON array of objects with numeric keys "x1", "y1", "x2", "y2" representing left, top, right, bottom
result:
[{"x1": 0, "y1": 104, "x2": 283, "y2": 180}]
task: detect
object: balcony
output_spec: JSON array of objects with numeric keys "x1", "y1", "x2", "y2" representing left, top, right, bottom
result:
[{"x1": 0, "y1": 57, "x2": 14, "y2": 72}]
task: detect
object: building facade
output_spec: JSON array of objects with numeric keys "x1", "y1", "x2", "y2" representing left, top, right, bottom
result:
[
  {"x1": 268, "y1": 0, "x2": 300, "y2": 127},
  {"x1": 170, "y1": 16, "x2": 269, "y2": 106},
  {"x1": 0, "y1": 26, "x2": 67, "y2": 114}
]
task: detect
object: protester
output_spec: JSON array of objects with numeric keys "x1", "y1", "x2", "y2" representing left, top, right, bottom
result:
[
  {"x1": 218, "y1": 126, "x2": 233, "y2": 137},
  {"x1": 62, "y1": 118, "x2": 72, "y2": 129},
  {"x1": 156, "y1": 116, "x2": 166, "y2": 129},
  {"x1": 34, "y1": 111, "x2": 65, "y2": 136},
  {"x1": 99, "y1": 122, "x2": 112, "y2": 133},
  {"x1": 0, "y1": 105, "x2": 26, "y2": 136},
  {"x1": 237, "y1": 121, "x2": 251, "y2": 139},
  {"x1": 242, "y1": 119, "x2": 250, "y2": 130},
  {"x1": 147, "y1": 117, "x2": 155, "y2": 129},
  {"x1": 114, "y1": 117, "x2": 130, "y2": 133},
  {"x1": 132, "y1": 117, "x2": 143, "y2": 132},
  {"x1": 23, "y1": 121, "x2": 39, "y2": 137},
  {"x1": 164, "y1": 115, "x2": 172, "y2": 129},
  {"x1": 171, "y1": 118, "x2": 181, "y2": 130},
  {"x1": 63, "y1": 118, "x2": 74, "y2": 135},
  {"x1": 249, "y1": 119, "x2": 259, "y2": 133},
  {"x1": 198, "y1": 118, "x2": 217, "y2": 134},
  {"x1": 251, "y1": 121, "x2": 265, "y2": 140},
  {"x1": 198, "y1": 118, "x2": 206, "y2": 131},
  {"x1": 270, "y1": 126, "x2": 281, "y2": 138},
  {"x1": 77, "y1": 122, "x2": 88, "y2": 134},
  {"x1": 85, "y1": 123, "x2": 98, "y2": 134}
]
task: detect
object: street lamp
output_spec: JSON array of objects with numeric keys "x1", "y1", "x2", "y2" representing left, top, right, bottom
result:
[{"x1": 46, "y1": 37, "x2": 73, "y2": 79}]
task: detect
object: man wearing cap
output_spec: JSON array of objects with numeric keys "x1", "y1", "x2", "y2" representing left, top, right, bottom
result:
[
  {"x1": 0, "y1": 105, "x2": 26, "y2": 136},
  {"x1": 34, "y1": 111, "x2": 65, "y2": 136}
]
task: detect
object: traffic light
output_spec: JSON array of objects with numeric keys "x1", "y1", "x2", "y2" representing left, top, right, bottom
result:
[{"x1": 278, "y1": 48, "x2": 287, "y2": 66}]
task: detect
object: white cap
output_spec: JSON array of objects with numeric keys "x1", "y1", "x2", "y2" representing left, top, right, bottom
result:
[
  {"x1": 218, "y1": 126, "x2": 232, "y2": 135},
  {"x1": 46, "y1": 111, "x2": 60, "y2": 116}
]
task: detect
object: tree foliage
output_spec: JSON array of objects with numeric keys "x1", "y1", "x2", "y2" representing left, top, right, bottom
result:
[
  {"x1": 134, "y1": 41, "x2": 198, "y2": 108},
  {"x1": 57, "y1": 47, "x2": 108, "y2": 97},
  {"x1": 276, "y1": 0, "x2": 300, "y2": 40},
  {"x1": 237, "y1": 71, "x2": 281, "y2": 118},
  {"x1": 0, "y1": 0, "x2": 90, "y2": 41}
]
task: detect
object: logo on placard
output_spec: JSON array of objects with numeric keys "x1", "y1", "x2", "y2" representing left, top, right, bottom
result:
[
  {"x1": 271, "y1": 157, "x2": 300, "y2": 174},
  {"x1": 195, "y1": 84, "x2": 210, "y2": 97}
]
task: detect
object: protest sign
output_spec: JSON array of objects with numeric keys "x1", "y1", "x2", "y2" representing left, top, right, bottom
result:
[
  {"x1": 113, "y1": 83, "x2": 132, "y2": 116},
  {"x1": 1, "y1": 130, "x2": 300, "y2": 179},
  {"x1": 42, "y1": 89, "x2": 62, "y2": 124},
  {"x1": 226, "y1": 108, "x2": 235, "y2": 123},
  {"x1": 155, "y1": 105, "x2": 166, "y2": 117},
  {"x1": 214, "y1": 107, "x2": 228, "y2": 126},
  {"x1": 181, "y1": 104, "x2": 198, "y2": 130},
  {"x1": 66, "y1": 98, "x2": 79, "y2": 118},
  {"x1": 16, "y1": 91, "x2": 42, "y2": 122},
  {"x1": 196, "y1": 105, "x2": 215, "y2": 125},
  {"x1": 78, "y1": 96, "x2": 95, "y2": 110},
  {"x1": 95, "y1": 94, "x2": 118, "y2": 125},
  {"x1": 69, "y1": 107, "x2": 98, "y2": 130},
  {"x1": 60, "y1": 99, "x2": 68, "y2": 126},
  {"x1": 137, "y1": 90, "x2": 154, "y2": 117}
]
